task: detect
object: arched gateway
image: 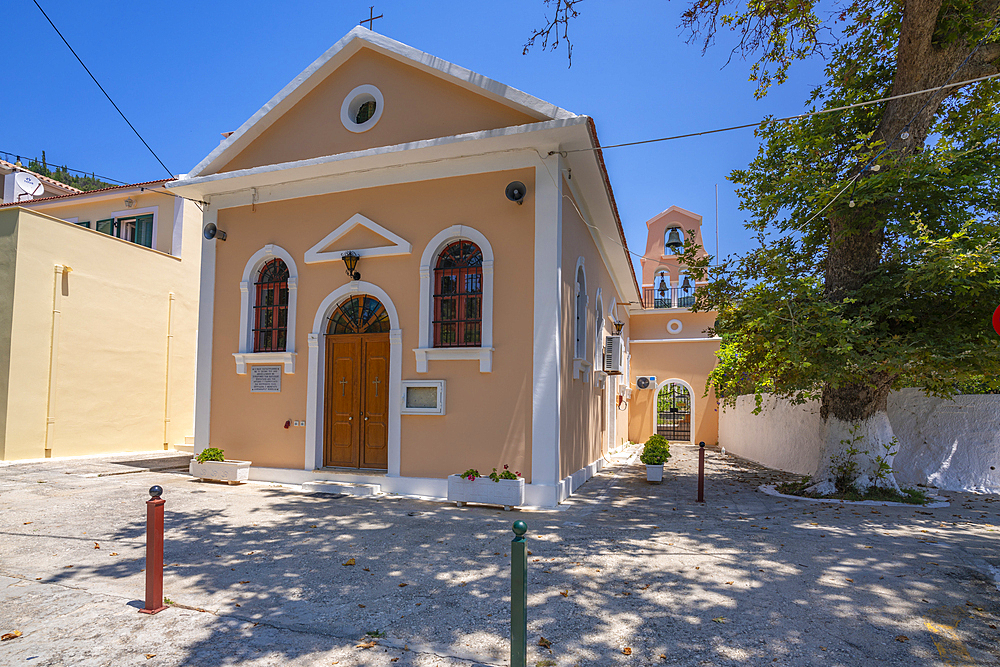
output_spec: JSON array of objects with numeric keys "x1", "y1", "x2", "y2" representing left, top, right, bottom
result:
[{"x1": 323, "y1": 295, "x2": 390, "y2": 469}]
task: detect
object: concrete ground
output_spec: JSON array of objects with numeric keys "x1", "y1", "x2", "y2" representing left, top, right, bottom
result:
[{"x1": 1, "y1": 446, "x2": 998, "y2": 667}]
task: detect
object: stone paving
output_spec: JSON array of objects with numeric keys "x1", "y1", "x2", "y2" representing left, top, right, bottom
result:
[{"x1": 0, "y1": 446, "x2": 998, "y2": 666}]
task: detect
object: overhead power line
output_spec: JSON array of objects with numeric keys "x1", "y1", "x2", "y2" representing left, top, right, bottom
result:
[
  {"x1": 556, "y1": 72, "x2": 1000, "y2": 155},
  {"x1": 30, "y1": 0, "x2": 173, "y2": 178}
]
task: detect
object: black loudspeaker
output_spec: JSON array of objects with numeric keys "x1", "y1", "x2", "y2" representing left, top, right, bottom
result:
[
  {"x1": 505, "y1": 181, "x2": 527, "y2": 205},
  {"x1": 204, "y1": 222, "x2": 227, "y2": 241}
]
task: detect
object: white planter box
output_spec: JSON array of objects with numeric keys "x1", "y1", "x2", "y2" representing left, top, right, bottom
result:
[
  {"x1": 646, "y1": 464, "x2": 664, "y2": 483},
  {"x1": 447, "y1": 475, "x2": 525, "y2": 510},
  {"x1": 189, "y1": 460, "x2": 252, "y2": 484}
]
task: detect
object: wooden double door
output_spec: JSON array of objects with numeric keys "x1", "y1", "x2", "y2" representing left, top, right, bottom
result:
[{"x1": 324, "y1": 333, "x2": 389, "y2": 469}]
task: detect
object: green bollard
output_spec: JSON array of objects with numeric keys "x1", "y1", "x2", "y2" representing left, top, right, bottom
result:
[{"x1": 511, "y1": 520, "x2": 528, "y2": 667}]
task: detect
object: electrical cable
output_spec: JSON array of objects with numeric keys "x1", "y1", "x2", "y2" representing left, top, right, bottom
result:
[
  {"x1": 0, "y1": 150, "x2": 127, "y2": 185},
  {"x1": 555, "y1": 72, "x2": 1000, "y2": 155},
  {"x1": 30, "y1": 0, "x2": 174, "y2": 178}
]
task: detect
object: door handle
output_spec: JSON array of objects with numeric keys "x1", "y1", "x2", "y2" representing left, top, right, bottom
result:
[
  {"x1": 365, "y1": 416, "x2": 369, "y2": 421},
  {"x1": 348, "y1": 416, "x2": 352, "y2": 421}
]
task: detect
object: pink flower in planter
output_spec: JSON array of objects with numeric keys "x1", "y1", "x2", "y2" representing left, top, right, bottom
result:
[{"x1": 467, "y1": 474, "x2": 476, "y2": 481}]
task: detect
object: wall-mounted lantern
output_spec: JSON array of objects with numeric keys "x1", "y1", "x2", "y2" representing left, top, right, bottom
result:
[{"x1": 342, "y1": 251, "x2": 361, "y2": 281}]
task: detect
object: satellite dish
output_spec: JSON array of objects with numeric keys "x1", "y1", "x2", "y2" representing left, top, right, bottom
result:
[
  {"x1": 505, "y1": 181, "x2": 526, "y2": 205},
  {"x1": 14, "y1": 172, "x2": 44, "y2": 199}
]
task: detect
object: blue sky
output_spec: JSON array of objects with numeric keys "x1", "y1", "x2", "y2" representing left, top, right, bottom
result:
[{"x1": 5, "y1": 0, "x2": 827, "y2": 273}]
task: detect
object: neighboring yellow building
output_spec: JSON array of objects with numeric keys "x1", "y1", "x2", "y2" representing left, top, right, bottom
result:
[
  {"x1": 0, "y1": 182, "x2": 202, "y2": 460},
  {"x1": 167, "y1": 27, "x2": 719, "y2": 505}
]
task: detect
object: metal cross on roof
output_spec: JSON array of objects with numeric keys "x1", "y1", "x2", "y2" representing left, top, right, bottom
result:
[{"x1": 360, "y1": 6, "x2": 383, "y2": 30}]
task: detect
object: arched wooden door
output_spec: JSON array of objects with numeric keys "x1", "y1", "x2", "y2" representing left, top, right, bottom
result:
[{"x1": 324, "y1": 295, "x2": 390, "y2": 469}]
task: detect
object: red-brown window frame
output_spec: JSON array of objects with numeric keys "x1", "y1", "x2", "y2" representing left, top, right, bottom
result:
[
  {"x1": 253, "y1": 259, "x2": 289, "y2": 352},
  {"x1": 433, "y1": 241, "x2": 483, "y2": 347}
]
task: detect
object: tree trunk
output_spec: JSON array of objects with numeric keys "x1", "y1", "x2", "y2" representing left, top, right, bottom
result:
[{"x1": 809, "y1": 377, "x2": 901, "y2": 494}]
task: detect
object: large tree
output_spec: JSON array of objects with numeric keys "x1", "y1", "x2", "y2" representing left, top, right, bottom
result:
[{"x1": 528, "y1": 0, "x2": 1000, "y2": 492}]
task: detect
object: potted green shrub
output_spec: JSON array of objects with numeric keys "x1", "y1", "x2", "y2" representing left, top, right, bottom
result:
[
  {"x1": 189, "y1": 447, "x2": 252, "y2": 484},
  {"x1": 640, "y1": 435, "x2": 671, "y2": 482}
]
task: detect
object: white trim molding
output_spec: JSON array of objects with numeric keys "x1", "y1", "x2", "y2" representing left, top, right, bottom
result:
[
  {"x1": 304, "y1": 212, "x2": 411, "y2": 263},
  {"x1": 305, "y1": 281, "x2": 402, "y2": 477},
  {"x1": 340, "y1": 84, "x2": 385, "y2": 133},
  {"x1": 531, "y1": 153, "x2": 563, "y2": 503},
  {"x1": 415, "y1": 224, "x2": 494, "y2": 373},
  {"x1": 194, "y1": 206, "x2": 218, "y2": 452},
  {"x1": 235, "y1": 244, "x2": 299, "y2": 374},
  {"x1": 400, "y1": 380, "x2": 446, "y2": 415},
  {"x1": 630, "y1": 337, "x2": 722, "y2": 344}
]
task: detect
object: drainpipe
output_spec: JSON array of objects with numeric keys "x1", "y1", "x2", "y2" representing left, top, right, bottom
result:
[
  {"x1": 163, "y1": 293, "x2": 175, "y2": 449},
  {"x1": 44, "y1": 265, "x2": 70, "y2": 457}
]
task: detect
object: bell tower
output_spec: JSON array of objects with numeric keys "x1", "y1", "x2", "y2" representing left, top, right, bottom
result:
[{"x1": 639, "y1": 206, "x2": 708, "y2": 307}]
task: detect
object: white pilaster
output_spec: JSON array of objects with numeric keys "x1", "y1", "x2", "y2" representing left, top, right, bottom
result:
[
  {"x1": 530, "y1": 153, "x2": 563, "y2": 501},
  {"x1": 193, "y1": 207, "x2": 217, "y2": 452}
]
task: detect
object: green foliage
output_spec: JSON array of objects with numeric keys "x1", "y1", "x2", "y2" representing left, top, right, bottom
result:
[
  {"x1": 488, "y1": 466, "x2": 522, "y2": 482},
  {"x1": 25, "y1": 151, "x2": 114, "y2": 192},
  {"x1": 639, "y1": 435, "x2": 671, "y2": 465},
  {"x1": 196, "y1": 447, "x2": 225, "y2": 463},
  {"x1": 681, "y1": 7, "x2": 1000, "y2": 411},
  {"x1": 777, "y1": 475, "x2": 928, "y2": 504},
  {"x1": 459, "y1": 468, "x2": 480, "y2": 480}
]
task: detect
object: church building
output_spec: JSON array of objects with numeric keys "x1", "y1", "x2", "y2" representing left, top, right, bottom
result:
[{"x1": 168, "y1": 27, "x2": 718, "y2": 506}]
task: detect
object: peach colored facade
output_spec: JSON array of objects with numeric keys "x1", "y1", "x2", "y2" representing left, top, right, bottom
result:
[
  {"x1": 168, "y1": 28, "x2": 718, "y2": 505},
  {"x1": 0, "y1": 185, "x2": 201, "y2": 460},
  {"x1": 627, "y1": 207, "x2": 720, "y2": 447}
]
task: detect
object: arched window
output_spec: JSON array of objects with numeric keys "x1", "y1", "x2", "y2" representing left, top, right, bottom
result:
[
  {"x1": 575, "y1": 264, "x2": 587, "y2": 359},
  {"x1": 327, "y1": 295, "x2": 390, "y2": 334},
  {"x1": 433, "y1": 241, "x2": 483, "y2": 347},
  {"x1": 594, "y1": 291, "x2": 604, "y2": 369},
  {"x1": 253, "y1": 259, "x2": 289, "y2": 352}
]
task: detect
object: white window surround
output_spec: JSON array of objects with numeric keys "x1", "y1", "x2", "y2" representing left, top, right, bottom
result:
[
  {"x1": 340, "y1": 84, "x2": 385, "y2": 133},
  {"x1": 235, "y1": 244, "x2": 298, "y2": 374},
  {"x1": 593, "y1": 288, "x2": 605, "y2": 383},
  {"x1": 110, "y1": 206, "x2": 158, "y2": 251},
  {"x1": 401, "y1": 380, "x2": 446, "y2": 415},
  {"x1": 572, "y1": 256, "x2": 590, "y2": 380},
  {"x1": 305, "y1": 281, "x2": 403, "y2": 476},
  {"x1": 415, "y1": 225, "x2": 494, "y2": 373}
]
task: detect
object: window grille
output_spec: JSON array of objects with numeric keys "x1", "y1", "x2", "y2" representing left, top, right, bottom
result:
[
  {"x1": 253, "y1": 259, "x2": 289, "y2": 352},
  {"x1": 433, "y1": 241, "x2": 483, "y2": 347}
]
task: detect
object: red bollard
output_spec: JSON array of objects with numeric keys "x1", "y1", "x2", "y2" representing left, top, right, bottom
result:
[
  {"x1": 697, "y1": 442, "x2": 706, "y2": 503},
  {"x1": 140, "y1": 485, "x2": 168, "y2": 615}
]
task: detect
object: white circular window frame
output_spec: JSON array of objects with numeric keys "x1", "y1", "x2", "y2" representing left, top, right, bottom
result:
[
  {"x1": 667, "y1": 319, "x2": 683, "y2": 335},
  {"x1": 341, "y1": 84, "x2": 384, "y2": 133}
]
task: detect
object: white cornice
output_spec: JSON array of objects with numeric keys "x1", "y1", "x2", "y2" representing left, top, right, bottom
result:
[{"x1": 185, "y1": 26, "x2": 578, "y2": 179}]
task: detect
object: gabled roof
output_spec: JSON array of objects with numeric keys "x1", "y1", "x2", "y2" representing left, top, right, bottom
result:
[
  {"x1": 0, "y1": 159, "x2": 82, "y2": 196},
  {"x1": 184, "y1": 26, "x2": 578, "y2": 179},
  {"x1": 0, "y1": 179, "x2": 172, "y2": 208}
]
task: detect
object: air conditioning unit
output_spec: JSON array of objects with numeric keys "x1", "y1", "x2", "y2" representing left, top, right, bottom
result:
[
  {"x1": 603, "y1": 335, "x2": 623, "y2": 375},
  {"x1": 636, "y1": 376, "x2": 657, "y2": 390}
]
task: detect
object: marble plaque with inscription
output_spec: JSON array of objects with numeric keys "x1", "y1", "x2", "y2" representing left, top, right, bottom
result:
[{"x1": 250, "y1": 366, "x2": 281, "y2": 393}]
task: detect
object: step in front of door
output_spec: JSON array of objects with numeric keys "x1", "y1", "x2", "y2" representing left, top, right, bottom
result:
[{"x1": 303, "y1": 481, "x2": 381, "y2": 496}]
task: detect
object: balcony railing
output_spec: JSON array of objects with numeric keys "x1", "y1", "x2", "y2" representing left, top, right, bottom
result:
[{"x1": 642, "y1": 286, "x2": 696, "y2": 309}]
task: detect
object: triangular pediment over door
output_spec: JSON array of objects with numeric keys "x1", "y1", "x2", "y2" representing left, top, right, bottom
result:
[{"x1": 304, "y1": 213, "x2": 412, "y2": 264}]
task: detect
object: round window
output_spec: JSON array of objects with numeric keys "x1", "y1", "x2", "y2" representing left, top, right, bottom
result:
[
  {"x1": 667, "y1": 319, "x2": 683, "y2": 335},
  {"x1": 341, "y1": 84, "x2": 384, "y2": 133}
]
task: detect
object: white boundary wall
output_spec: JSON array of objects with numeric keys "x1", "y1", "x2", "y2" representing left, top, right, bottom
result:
[{"x1": 720, "y1": 389, "x2": 1000, "y2": 494}]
